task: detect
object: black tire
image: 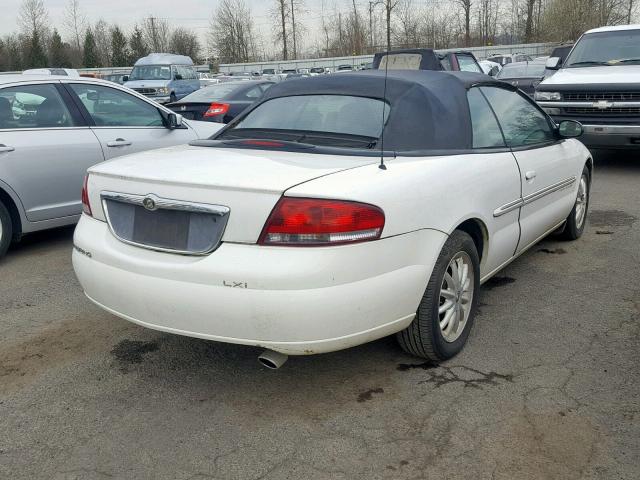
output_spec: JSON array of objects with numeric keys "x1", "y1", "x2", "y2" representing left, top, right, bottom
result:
[
  {"x1": 559, "y1": 166, "x2": 590, "y2": 241},
  {"x1": 396, "y1": 230, "x2": 480, "y2": 361},
  {"x1": 169, "y1": 93, "x2": 177, "y2": 103},
  {"x1": 0, "y1": 200, "x2": 12, "y2": 258}
]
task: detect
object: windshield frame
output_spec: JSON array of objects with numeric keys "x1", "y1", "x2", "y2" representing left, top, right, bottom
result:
[{"x1": 565, "y1": 29, "x2": 640, "y2": 68}]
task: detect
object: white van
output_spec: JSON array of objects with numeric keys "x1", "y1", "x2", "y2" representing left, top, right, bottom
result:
[{"x1": 124, "y1": 53, "x2": 200, "y2": 104}]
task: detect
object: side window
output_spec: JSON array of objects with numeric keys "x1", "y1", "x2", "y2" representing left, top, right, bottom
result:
[
  {"x1": 0, "y1": 84, "x2": 75, "y2": 130},
  {"x1": 186, "y1": 67, "x2": 197, "y2": 80},
  {"x1": 467, "y1": 88, "x2": 505, "y2": 148},
  {"x1": 259, "y1": 83, "x2": 273, "y2": 93},
  {"x1": 69, "y1": 84, "x2": 164, "y2": 127},
  {"x1": 480, "y1": 86, "x2": 555, "y2": 147},
  {"x1": 457, "y1": 55, "x2": 482, "y2": 73},
  {"x1": 244, "y1": 86, "x2": 263, "y2": 99},
  {"x1": 439, "y1": 56, "x2": 452, "y2": 71}
]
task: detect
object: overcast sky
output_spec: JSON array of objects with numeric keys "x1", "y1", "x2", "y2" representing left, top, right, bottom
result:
[{"x1": 1, "y1": 0, "x2": 342, "y2": 54}]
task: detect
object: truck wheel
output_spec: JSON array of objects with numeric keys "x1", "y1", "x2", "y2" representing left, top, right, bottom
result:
[
  {"x1": 396, "y1": 230, "x2": 480, "y2": 361},
  {"x1": 0, "y1": 200, "x2": 12, "y2": 258}
]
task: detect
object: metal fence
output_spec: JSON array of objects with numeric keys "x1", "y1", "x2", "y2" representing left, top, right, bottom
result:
[
  {"x1": 218, "y1": 42, "x2": 560, "y2": 73},
  {"x1": 0, "y1": 42, "x2": 559, "y2": 76}
]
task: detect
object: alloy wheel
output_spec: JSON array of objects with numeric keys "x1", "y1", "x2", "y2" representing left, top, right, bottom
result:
[
  {"x1": 575, "y1": 174, "x2": 588, "y2": 229},
  {"x1": 439, "y1": 252, "x2": 474, "y2": 343}
]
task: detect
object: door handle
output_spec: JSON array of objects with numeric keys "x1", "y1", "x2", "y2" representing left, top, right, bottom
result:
[
  {"x1": 106, "y1": 138, "x2": 132, "y2": 147},
  {"x1": 525, "y1": 170, "x2": 537, "y2": 181},
  {"x1": 0, "y1": 144, "x2": 15, "y2": 153}
]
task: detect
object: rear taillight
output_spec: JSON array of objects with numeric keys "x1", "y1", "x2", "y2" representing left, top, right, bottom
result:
[
  {"x1": 203, "y1": 102, "x2": 230, "y2": 117},
  {"x1": 81, "y1": 175, "x2": 92, "y2": 216},
  {"x1": 259, "y1": 197, "x2": 385, "y2": 246}
]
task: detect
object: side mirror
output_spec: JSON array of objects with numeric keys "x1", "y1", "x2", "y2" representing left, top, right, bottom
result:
[
  {"x1": 167, "y1": 112, "x2": 183, "y2": 130},
  {"x1": 175, "y1": 74, "x2": 183, "y2": 80},
  {"x1": 122, "y1": 75, "x2": 129, "y2": 82},
  {"x1": 546, "y1": 57, "x2": 561, "y2": 70},
  {"x1": 558, "y1": 120, "x2": 583, "y2": 138}
]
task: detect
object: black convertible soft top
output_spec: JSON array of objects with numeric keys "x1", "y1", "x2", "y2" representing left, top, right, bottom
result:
[
  {"x1": 256, "y1": 70, "x2": 507, "y2": 152},
  {"x1": 372, "y1": 48, "x2": 443, "y2": 71}
]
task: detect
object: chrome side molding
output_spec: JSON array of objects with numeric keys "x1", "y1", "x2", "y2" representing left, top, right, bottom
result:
[{"x1": 493, "y1": 176, "x2": 576, "y2": 217}]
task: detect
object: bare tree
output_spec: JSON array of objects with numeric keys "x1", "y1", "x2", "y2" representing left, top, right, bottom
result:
[
  {"x1": 383, "y1": 0, "x2": 400, "y2": 50},
  {"x1": 455, "y1": 0, "x2": 472, "y2": 47},
  {"x1": 319, "y1": 0, "x2": 331, "y2": 55},
  {"x1": 63, "y1": 0, "x2": 86, "y2": 51},
  {"x1": 170, "y1": 27, "x2": 201, "y2": 59},
  {"x1": 289, "y1": 0, "x2": 304, "y2": 59},
  {"x1": 477, "y1": 0, "x2": 500, "y2": 45},
  {"x1": 209, "y1": 0, "x2": 256, "y2": 63},
  {"x1": 142, "y1": 16, "x2": 171, "y2": 52},
  {"x1": 524, "y1": 0, "x2": 537, "y2": 42},
  {"x1": 273, "y1": 0, "x2": 289, "y2": 60},
  {"x1": 394, "y1": 0, "x2": 421, "y2": 48},
  {"x1": 18, "y1": 0, "x2": 49, "y2": 37}
]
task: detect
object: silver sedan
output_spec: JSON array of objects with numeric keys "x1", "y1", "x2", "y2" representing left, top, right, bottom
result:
[{"x1": 0, "y1": 74, "x2": 222, "y2": 257}]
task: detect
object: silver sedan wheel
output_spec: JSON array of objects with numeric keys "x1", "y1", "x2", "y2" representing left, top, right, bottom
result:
[
  {"x1": 439, "y1": 252, "x2": 474, "y2": 343},
  {"x1": 575, "y1": 174, "x2": 588, "y2": 229}
]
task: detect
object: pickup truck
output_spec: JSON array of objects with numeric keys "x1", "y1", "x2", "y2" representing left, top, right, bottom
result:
[{"x1": 535, "y1": 24, "x2": 640, "y2": 150}]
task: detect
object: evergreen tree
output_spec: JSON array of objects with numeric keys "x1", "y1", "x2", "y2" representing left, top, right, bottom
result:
[
  {"x1": 6, "y1": 36, "x2": 23, "y2": 71},
  {"x1": 110, "y1": 26, "x2": 130, "y2": 67},
  {"x1": 129, "y1": 25, "x2": 148, "y2": 61},
  {"x1": 83, "y1": 28, "x2": 101, "y2": 67},
  {"x1": 0, "y1": 39, "x2": 6, "y2": 71},
  {"x1": 49, "y1": 29, "x2": 71, "y2": 67},
  {"x1": 24, "y1": 30, "x2": 48, "y2": 68}
]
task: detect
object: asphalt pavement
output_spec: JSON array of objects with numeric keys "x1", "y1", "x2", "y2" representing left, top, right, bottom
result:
[{"x1": 1, "y1": 151, "x2": 638, "y2": 480}]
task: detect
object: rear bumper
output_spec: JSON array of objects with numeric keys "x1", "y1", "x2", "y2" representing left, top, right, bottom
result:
[{"x1": 72, "y1": 215, "x2": 446, "y2": 355}]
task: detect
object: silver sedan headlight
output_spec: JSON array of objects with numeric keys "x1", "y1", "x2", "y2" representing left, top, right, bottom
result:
[
  {"x1": 535, "y1": 91, "x2": 561, "y2": 101},
  {"x1": 156, "y1": 87, "x2": 170, "y2": 95}
]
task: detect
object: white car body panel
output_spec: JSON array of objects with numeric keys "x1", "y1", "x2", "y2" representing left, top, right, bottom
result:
[
  {"x1": 73, "y1": 216, "x2": 445, "y2": 354},
  {"x1": 287, "y1": 151, "x2": 522, "y2": 275},
  {"x1": 513, "y1": 141, "x2": 583, "y2": 252},
  {"x1": 73, "y1": 136, "x2": 590, "y2": 354},
  {"x1": 87, "y1": 146, "x2": 378, "y2": 242}
]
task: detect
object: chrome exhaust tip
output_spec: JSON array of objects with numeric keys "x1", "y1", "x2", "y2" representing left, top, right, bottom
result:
[{"x1": 258, "y1": 349, "x2": 289, "y2": 369}]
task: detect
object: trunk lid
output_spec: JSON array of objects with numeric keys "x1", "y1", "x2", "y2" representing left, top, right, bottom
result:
[{"x1": 87, "y1": 144, "x2": 377, "y2": 244}]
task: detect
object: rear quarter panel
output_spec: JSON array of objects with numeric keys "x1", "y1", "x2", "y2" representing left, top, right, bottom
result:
[{"x1": 286, "y1": 152, "x2": 523, "y2": 275}]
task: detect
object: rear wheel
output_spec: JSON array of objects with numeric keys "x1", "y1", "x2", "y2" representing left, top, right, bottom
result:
[
  {"x1": 0, "y1": 200, "x2": 12, "y2": 258},
  {"x1": 559, "y1": 166, "x2": 590, "y2": 241},
  {"x1": 396, "y1": 230, "x2": 480, "y2": 361}
]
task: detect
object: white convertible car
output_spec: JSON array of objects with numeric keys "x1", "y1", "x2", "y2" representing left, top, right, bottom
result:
[{"x1": 73, "y1": 71, "x2": 592, "y2": 368}]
